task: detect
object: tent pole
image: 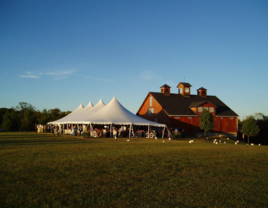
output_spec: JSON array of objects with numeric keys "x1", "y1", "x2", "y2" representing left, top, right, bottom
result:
[
  {"x1": 90, "y1": 123, "x2": 93, "y2": 137},
  {"x1": 132, "y1": 124, "x2": 134, "y2": 137},
  {"x1": 110, "y1": 124, "x2": 112, "y2": 138},
  {"x1": 129, "y1": 124, "x2": 132, "y2": 138},
  {"x1": 148, "y1": 125, "x2": 150, "y2": 138},
  {"x1": 162, "y1": 126, "x2": 165, "y2": 138}
]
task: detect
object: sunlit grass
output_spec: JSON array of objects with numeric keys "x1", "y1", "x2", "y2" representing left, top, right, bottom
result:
[{"x1": 0, "y1": 132, "x2": 268, "y2": 207}]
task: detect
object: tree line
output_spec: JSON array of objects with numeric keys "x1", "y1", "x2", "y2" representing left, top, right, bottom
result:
[
  {"x1": 238, "y1": 113, "x2": 268, "y2": 145},
  {"x1": 0, "y1": 102, "x2": 71, "y2": 132},
  {"x1": 199, "y1": 110, "x2": 267, "y2": 145}
]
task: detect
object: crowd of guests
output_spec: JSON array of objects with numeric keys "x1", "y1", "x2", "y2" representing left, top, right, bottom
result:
[{"x1": 35, "y1": 124, "x2": 175, "y2": 138}]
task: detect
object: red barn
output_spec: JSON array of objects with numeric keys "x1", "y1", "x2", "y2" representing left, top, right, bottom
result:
[{"x1": 136, "y1": 82, "x2": 239, "y2": 137}]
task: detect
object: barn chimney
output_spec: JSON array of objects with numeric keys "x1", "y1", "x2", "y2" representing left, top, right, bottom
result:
[
  {"x1": 197, "y1": 87, "x2": 207, "y2": 98},
  {"x1": 177, "y1": 82, "x2": 192, "y2": 97},
  {"x1": 160, "y1": 84, "x2": 171, "y2": 96}
]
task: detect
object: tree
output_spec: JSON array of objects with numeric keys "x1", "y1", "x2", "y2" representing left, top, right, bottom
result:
[
  {"x1": 0, "y1": 108, "x2": 9, "y2": 125},
  {"x1": 241, "y1": 116, "x2": 260, "y2": 144},
  {"x1": 199, "y1": 109, "x2": 214, "y2": 136},
  {"x1": 1, "y1": 110, "x2": 20, "y2": 131},
  {"x1": 50, "y1": 108, "x2": 61, "y2": 121},
  {"x1": 21, "y1": 107, "x2": 37, "y2": 131},
  {"x1": 39, "y1": 109, "x2": 51, "y2": 124}
]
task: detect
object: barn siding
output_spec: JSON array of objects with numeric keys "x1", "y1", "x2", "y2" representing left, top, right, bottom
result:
[
  {"x1": 137, "y1": 93, "x2": 238, "y2": 135},
  {"x1": 137, "y1": 94, "x2": 170, "y2": 126}
]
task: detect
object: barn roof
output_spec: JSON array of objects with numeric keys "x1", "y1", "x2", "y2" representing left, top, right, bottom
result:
[
  {"x1": 197, "y1": 87, "x2": 207, "y2": 91},
  {"x1": 188, "y1": 101, "x2": 217, "y2": 108},
  {"x1": 160, "y1": 84, "x2": 171, "y2": 88},
  {"x1": 177, "y1": 82, "x2": 192, "y2": 87},
  {"x1": 150, "y1": 92, "x2": 238, "y2": 117}
]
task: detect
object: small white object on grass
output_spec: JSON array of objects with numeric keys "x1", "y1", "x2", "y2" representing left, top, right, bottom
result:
[
  {"x1": 235, "y1": 142, "x2": 237, "y2": 145},
  {"x1": 259, "y1": 144, "x2": 261, "y2": 146},
  {"x1": 115, "y1": 136, "x2": 116, "y2": 139},
  {"x1": 251, "y1": 143, "x2": 254, "y2": 146},
  {"x1": 227, "y1": 138, "x2": 229, "y2": 140},
  {"x1": 215, "y1": 142, "x2": 218, "y2": 144},
  {"x1": 127, "y1": 139, "x2": 130, "y2": 142},
  {"x1": 224, "y1": 141, "x2": 226, "y2": 144},
  {"x1": 219, "y1": 140, "x2": 221, "y2": 143},
  {"x1": 162, "y1": 140, "x2": 165, "y2": 143},
  {"x1": 169, "y1": 138, "x2": 171, "y2": 140},
  {"x1": 155, "y1": 137, "x2": 157, "y2": 140}
]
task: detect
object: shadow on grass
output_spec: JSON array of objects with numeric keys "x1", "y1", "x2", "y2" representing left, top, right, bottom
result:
[{"x1": 0, "y1": 139, "x2": 101, "y2": 146}]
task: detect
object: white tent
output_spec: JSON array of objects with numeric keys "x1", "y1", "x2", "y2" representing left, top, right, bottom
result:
[
  {"x1": 80, "y1": 97, "x2": 165, "y2": 127},
  {"x1": 70, "y1": 99, "x2": 105, "y2": 123},
  {"x1": 66, "y1": 101, "x2": 94, "y2": 123},
  {"x1": 48, "y1": 97, "x2": 168, "y2": 138},
  {"x1": 48, "y1": 103, "x2": 84, "y2": 124}
]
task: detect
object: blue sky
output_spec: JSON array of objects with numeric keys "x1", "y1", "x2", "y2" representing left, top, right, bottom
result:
[{"x1": 0, "y1": 0, "x2": 267, "y2": 120}]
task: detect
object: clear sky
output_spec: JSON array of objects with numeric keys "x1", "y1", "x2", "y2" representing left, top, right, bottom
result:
[{"x1": 0, "y1": 0, "x2": 267, "y2": 120}]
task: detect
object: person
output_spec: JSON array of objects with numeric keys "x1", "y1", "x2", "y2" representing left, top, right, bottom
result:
[
  {"x1": 113, "y1": 128, "x2": 117, "y2": 138},
  {"x1": 120, "y1": 126, "x2": 124, "y2": 137},
  {"x1": 51, "y1": 125, "x2": 54, "y2": 135},
  {"x1": 103, "y1": 128, "x2": 107, "y2": 137},
  {"x1": 79, "y1": 125, "x2": 82, "y2": 135},
  {"x1": 44, "y1": 124, "x2": 47, "y2": 133},
  {"x1": 55, "y1": 125, "x2": 59, "y2": 136}
]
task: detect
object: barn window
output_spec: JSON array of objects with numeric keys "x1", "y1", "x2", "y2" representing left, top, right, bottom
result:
[
  {"x1": 149, "y1": 108, "x2": 154, "y2": 114},
  {"x1": 188, "y1": 117, "x2": 192, "y2": 119},
  {"x1": 185, "y1": 87, "x2": 189, "y2": 93},
  {"x1": 175, "y1": 116, "x2": 180, "y2": 119},
  {"x1": 209, "y1": 107, "x2": 214, "y2": 113},
  {"x1": 204, "y1": 107, "x2": 208, "y2": 111},
  {"x1": 230, "y1": 117, "x2": 233, "y2": 120},
  {"x1": 198, "y1": 107, "x2": 203, "y2": 112},
  {"x1": 149, "y1": 97, "x2": 152, "y2": 106}
]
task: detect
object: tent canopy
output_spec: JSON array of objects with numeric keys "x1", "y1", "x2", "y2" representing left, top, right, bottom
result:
[
  {"x1": 80, "y1": 97, "x2": 165, "y2": 127},
  {"x1": 48, "y1": 103, "x2": 84, "y2": 124},
  {"x1": 48, "y1": 97, "x2": 166, "y2": 127}
]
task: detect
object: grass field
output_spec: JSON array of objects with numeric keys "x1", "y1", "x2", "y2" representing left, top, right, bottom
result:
[{"x1": 0, "y1": 132, "x2": 268, "y2": 207}]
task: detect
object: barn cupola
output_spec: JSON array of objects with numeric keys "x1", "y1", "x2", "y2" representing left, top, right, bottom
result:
[
  {"x1": 177, "y1": 82, "x2": 192, "y2": 97},
  {"x1": 197, "y1": 87, "x2": 207, "y2": 98},
  {"x1": 160, "y1": 84, "x2": 171, "y2": 96}
]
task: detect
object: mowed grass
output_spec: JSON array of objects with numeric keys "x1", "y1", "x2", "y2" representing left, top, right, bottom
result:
[{"x1": 0, "y1": 133, "x2": 268, "y2": 207}]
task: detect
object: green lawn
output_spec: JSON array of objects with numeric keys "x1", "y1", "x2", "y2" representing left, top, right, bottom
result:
[{"x1": 0, "y1": 132, "x2": 268, "y2": 207}]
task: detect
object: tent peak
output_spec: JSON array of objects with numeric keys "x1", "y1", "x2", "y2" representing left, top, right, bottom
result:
[
  {"x1": 96, "y1": 98, "x2": 105, "y2": 106},
  {"x1": 85, "y1": 101, "x2": 94, "y2": 108}
]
